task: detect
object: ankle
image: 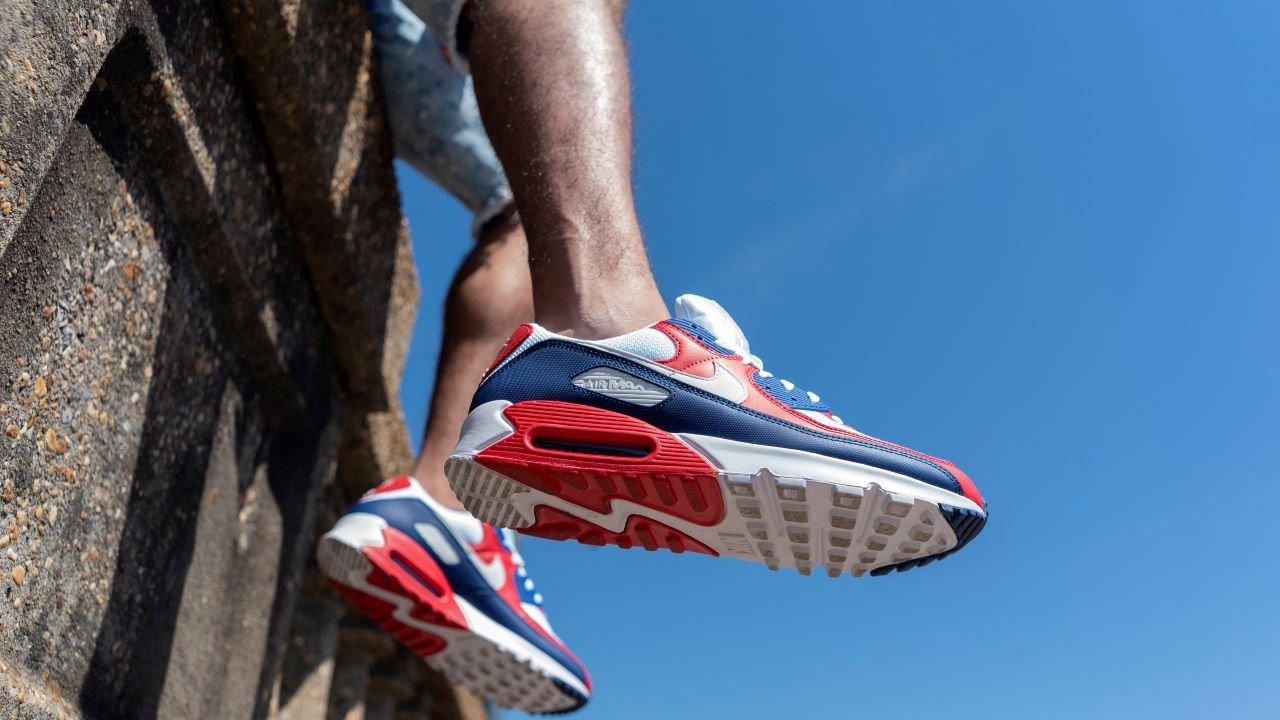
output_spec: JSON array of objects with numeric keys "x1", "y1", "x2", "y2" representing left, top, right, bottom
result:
[
  {"x1": 409, "y1": 463, "x2": 466, "y2": 510},
  {"x1": 537, "y1": 280, "x2": 668, "y2": 339}
]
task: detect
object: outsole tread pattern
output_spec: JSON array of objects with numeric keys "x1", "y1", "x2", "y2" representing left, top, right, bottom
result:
[
  {"x1": 525, "y1": 504, "x2": 717, "y2": 555},
  {"x1": 719, "y1": 469, "x2": 955, "y2": 577},
  {"x1": 447, "y1": 457, "x2": 533, "y2": 529},
  {"x1": 448, "y1": 457, "x2": 535, "y2": 528},
  {"x1": 871, "y1": 503, "x2": 987, "y2": 575}
]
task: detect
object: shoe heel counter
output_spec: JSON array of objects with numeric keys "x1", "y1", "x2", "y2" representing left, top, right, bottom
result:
[
  {"x1": 361, "y1": 475, "x2": 415, "y2": 500},
  {"x1": 483, "y1": 323, "x2": 535, "y2": 380},
  {"x1": 472, "y1": 333, "x2": 602, "y2": 410}
]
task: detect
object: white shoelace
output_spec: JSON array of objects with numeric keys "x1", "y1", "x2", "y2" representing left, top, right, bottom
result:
[
  {"x1": 738, "y1": 351, "x2": 845, "y2": 426},
  {"x1": 505, "y1": 529, "x2": 544, "y2": 604}
]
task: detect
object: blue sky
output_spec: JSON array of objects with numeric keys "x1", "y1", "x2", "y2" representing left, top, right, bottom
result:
[{"x1": 395, "y1": 2, "x2": 1279, "y2": 717}]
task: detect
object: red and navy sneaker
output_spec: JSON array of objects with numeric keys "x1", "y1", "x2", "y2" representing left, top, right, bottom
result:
[
  {"x1": 316, "y1": 476, "x2": 591, "y2": 713},
  {"x1": 446, "y1": 294, "x2": 987, "y2": 578}
]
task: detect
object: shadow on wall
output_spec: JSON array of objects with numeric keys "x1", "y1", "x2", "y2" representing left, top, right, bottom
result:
[
  {"x1": 0, "y1": 0, "x2": 452, "y2": 715},
  {"x1": 40, "y1": 39, "x2": 330, "y2": 720}
]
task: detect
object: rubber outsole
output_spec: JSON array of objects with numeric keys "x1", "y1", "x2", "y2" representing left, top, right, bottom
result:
[
  {"x1": 871, "y1": 503, "x2": 987, "y2": 575},
  {"x1": 316, "y1": 532, "x2": 586, "y2": 713},
  {"x1": 447, "y1": 454, "x2": 986, "y2": 578},
  {"x1": 526, "y1": 504, "x2": 717, "y2": 555}
]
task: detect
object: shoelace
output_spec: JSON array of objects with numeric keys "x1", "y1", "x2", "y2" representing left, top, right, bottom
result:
[
  {"x1": 505, "y1": 530, "x2": 545, "y2": 605},
  {"x1": 738, "y1": 351, "x2": 845, "y2": 426},
  {"x1": 513, "y1": 565, "x2": 543, "y2": 604}
]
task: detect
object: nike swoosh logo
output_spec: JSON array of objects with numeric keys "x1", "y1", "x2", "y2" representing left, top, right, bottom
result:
[
  {"x1": 662, "y1": 360, "x2": 748, "y2": 403},
  {"x1": 631, "y1": 357, "x2": 748, "y2": 404},
  {"x1": 469, "y1": 550, "x2": 507, "y2": 591},
  {"x1": 578, "y1": 337, "x2": 749, "y2": 403}
]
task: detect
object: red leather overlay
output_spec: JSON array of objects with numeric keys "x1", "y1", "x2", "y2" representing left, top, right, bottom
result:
[
  {"x1": 328, "y1": 527, "x2": 467, "y2": 658},
  {"x1": 476, "y1": 400, "x2": 725, "y2": 526},
  {"x1": 653, "y1": 320, "x2": 721, "y2": 378},
  {"x1": 484, "y1": 323, "x2": 534, "y2": 378},
  {"x1": 363, "y1": 475, "x2": 411, "y2": 497}
]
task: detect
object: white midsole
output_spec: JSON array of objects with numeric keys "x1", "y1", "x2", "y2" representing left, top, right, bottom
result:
[
  {"x1": 452, "y1": 399, "x2": 982, "y2": 515},
  {"x1": 320, "y1": 512, "x2": 588, "y2": 699},
  {"x1": 454, "y1": 399, "x2": 515, "y2": 454}
]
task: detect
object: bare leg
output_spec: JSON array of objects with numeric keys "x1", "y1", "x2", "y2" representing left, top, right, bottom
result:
[
  {"x1": 411, "y1": 210, "x2": 532, "y2": 508},
  {"x1": 467, "y1": 0, "x2": 668, "y2": 339}
]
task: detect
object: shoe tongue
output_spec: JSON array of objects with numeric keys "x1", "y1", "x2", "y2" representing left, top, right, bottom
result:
[
  {"x1": 499, "y1": 527, "x2": 525, "y2": 566},
  {"x1": 673, "y1": 294, "x2": 751, "y2": 357}
]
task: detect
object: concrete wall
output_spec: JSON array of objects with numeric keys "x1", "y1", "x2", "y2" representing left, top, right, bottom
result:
[{"x1": 0, "y1": 1, "x2": 482, "y2": 718}]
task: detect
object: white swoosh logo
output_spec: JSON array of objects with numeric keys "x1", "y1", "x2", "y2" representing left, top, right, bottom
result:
[
  {"x1": 637, "y1": 358, "x2": 747, "y2": 403},
  {"x1": 469, "y1": 550, "x2": 507, "y2": 591}
]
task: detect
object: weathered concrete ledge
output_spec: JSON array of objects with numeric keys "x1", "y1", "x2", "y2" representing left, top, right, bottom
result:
[{"x1": 0, "y1": 0, "x2": 478, "y2": 717}]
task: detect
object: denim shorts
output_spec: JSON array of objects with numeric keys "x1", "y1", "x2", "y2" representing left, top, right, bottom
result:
[
  {"x1": 367, "y1": 0, "x2": 511, "y2": 236},
  {"x1": 399, "y1": 0, "x2": 474, "y2": 73}
]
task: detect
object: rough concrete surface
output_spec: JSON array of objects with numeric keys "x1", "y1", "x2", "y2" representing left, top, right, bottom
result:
[{"x1": 0, "y1": 1, "x2": 482, "y2": 718}]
